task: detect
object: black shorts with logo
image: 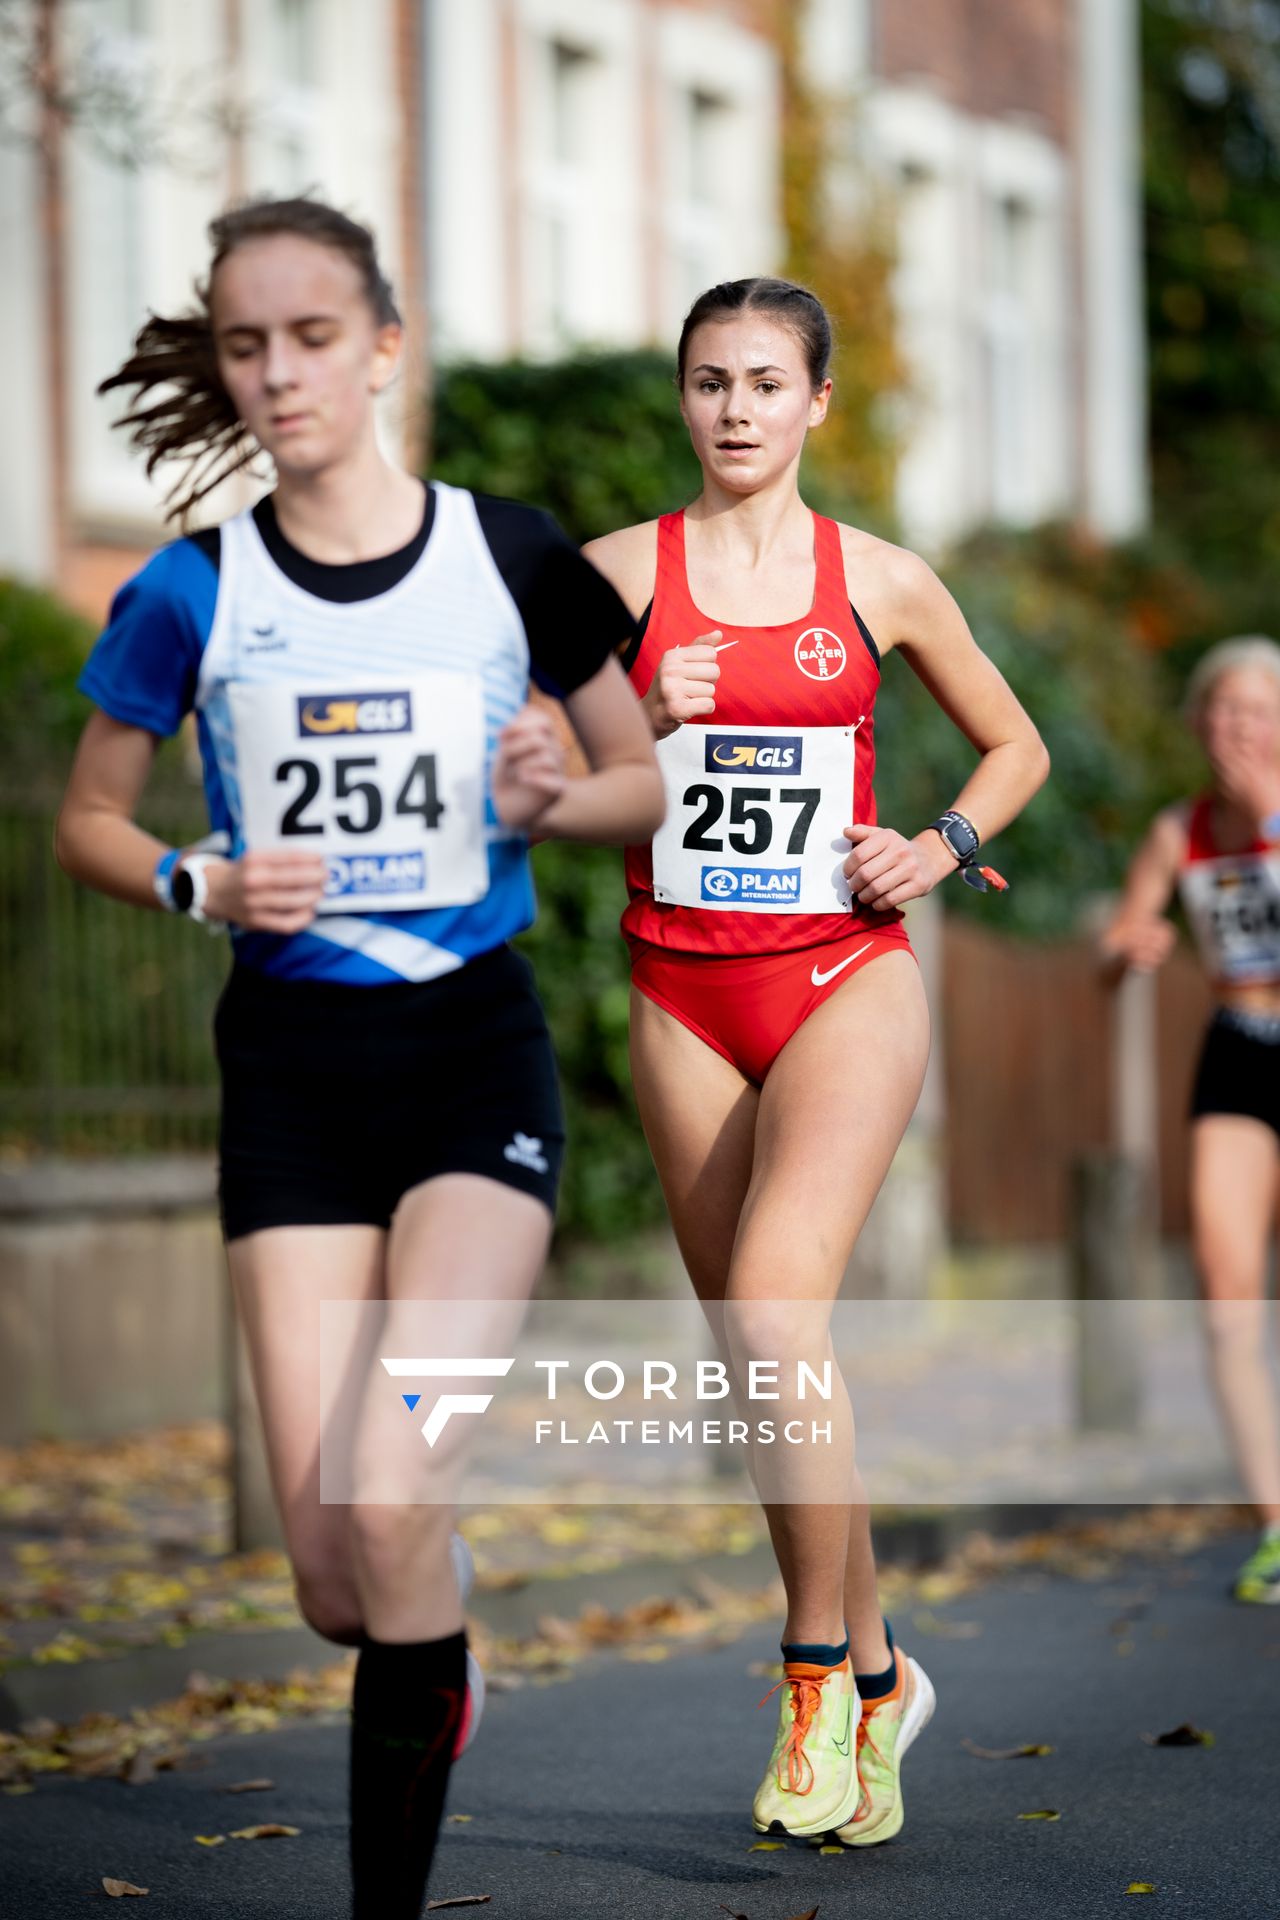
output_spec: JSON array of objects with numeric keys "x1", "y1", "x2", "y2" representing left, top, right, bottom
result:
[
  {"x1": 1189, "y1": 1007, "x2": 1280, "y2": 1141},
  {"x1": 215, "y1": 945, "x2": 565, "y2": 1241}
]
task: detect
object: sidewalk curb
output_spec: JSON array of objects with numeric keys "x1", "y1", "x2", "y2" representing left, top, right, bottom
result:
[{"x1": 0, "y1": 1502, "x2": 1220, "y2": 1731}]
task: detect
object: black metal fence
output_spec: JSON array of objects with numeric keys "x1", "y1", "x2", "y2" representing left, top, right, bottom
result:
[{"x1": 0, "y1": 781, "x2": 227, "y2": 1155}]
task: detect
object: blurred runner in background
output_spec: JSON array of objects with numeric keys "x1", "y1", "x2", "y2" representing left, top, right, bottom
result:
[{"x1": 1103, "y1": 636, "x2": 1280, "y2": 1604}]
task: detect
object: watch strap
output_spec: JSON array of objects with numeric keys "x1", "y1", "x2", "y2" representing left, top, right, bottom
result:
[{"x1": 153, "y1": 848, "x2": 181, "y2": 912}]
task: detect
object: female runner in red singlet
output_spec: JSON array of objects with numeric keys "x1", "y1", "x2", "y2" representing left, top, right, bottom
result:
[
  {"x1": 1102, "y1": 637, "x2": 1280, "y2": 1605},
  {"x1": 585, "y1": 277, "x2": 1049, "y2": 1846}
]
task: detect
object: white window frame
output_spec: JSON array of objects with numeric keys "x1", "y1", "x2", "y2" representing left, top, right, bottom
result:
[
  {"x1": 514, "y1": 0, "x2": 641, "y2": 356},
  {"x1": 653, "y1": 9, "x2": 781, "y2": 345},
  {"x1": 867, "y1": 85, "x2": 1071, "y2": 548}
]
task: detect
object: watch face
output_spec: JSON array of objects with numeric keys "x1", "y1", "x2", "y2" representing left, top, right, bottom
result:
[
  {"x1": 942, "y1": 815, "x2": 979, "y2": 860},
  {"x1": 171, "y1": 867, "x2": 195, "y2": 913}
]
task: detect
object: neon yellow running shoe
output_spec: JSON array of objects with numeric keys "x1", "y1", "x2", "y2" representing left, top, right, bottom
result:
[
  {"x1": 751, "y1": 1656, "x2": 861, "y2": 1839},
  {"x1": 834, "y1": 1647, "x2": 935, "y2": 1847},
  {"x1": 1233, "y1": 1530, "x2": 1280, "y2": 1605}
]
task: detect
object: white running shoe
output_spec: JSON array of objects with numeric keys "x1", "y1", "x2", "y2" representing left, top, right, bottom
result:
[
  {"x1": 449, "y1": 1531, "x2": 483, "y2": 1757},
  {"x1": 456, "y1": 1647, "x2": 485, "y2": 1757},
  {"x1": 450, "y1": 1529, "x2": 476, "y2": 1604}
]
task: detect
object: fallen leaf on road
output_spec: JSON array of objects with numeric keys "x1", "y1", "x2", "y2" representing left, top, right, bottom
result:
[
  {"x1": 1140, "y1": 1724, "x2": 1214, "y2": 1748},
  {"x1": 818, "y1": 1843, "x2": 843, "y2": 1853},
  {"x1": 193, "y1": 1835, "x2": 225, "y2": 1847},
  {"x1": 122, "y1": 1752, "x2": 157, "y2": 1786},
  {"x1": 1125, "y1": 1885, "x2": 1156, "y2": 1896},
  {"x1": 3, "y1": 1783, "x2": 34, "y2": 1794},
  {"x1": 718, "y1": 1906, "x2": 748, "y2": 1918},
  {"x1": 622, "y1": 1644, "x2": 670, "y2": 1662},
  {"x1": 961, "y1": 1740, "x2": 1053, "y2": 1759},
  {"x1": 1115, "y1": 1640, "x2": 1136, "y2": 1657},
  {"x1": 1016, "y1": 1809, "x2": 1061, "y2": 1820},
  {"x1": 748, "y1": 1839, "x2": 786, "y2": 1850},
  {"x1": 222, "y1": 1778, "x2": 274, "y2": 1793},
  {"x1": 228, "y1": 1823, "x2": 300, "y2": 1839},
  {"x1": 912, "y1": 1610, "x2": 982, "y2": 1639},
  {"x1": 424, "y1": 1898, "x2": 491, "y2": 1910},
  {"x1": 447, "y1": 1814, "x2": 472, "y2": 1823},
  {"x1": 102, "y1": 1880, "x2": 149, "y2": 1897},
  {"x1": 783, "y1": 1908, "x2": 820, "y2": 1919}
]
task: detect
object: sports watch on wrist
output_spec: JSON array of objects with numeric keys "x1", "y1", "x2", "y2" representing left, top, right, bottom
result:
[
  {"x1": 928, "y1": 809, "x2": 981, "y2": 867},
  {"x1": 926, "y1": 809, "x2": 1010, "y2": 896},
  {"x1": 170, "y1": 853, "x2": 221, "y2": 926}
]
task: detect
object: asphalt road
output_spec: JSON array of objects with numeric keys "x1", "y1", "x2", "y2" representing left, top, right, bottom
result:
[{"x1": 2, "y1": 1531, "x2": 1276, "y2": 1920}]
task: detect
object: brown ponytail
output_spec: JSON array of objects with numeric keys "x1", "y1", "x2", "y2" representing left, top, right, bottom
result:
[{"x1": 98, "y1": 195, "x2": 402, "y2": 525}]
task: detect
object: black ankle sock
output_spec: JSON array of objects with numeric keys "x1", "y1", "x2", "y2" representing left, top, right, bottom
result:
[
  {"x1": 781, "y1": 1634, "x2": 849, "y2": 1668},
  {"x1": 349, "y1": 1628, "x2": 467, "y2": 1920},
  {"x1": 855, "y1": 1616, "x2": 897, "y2": 1702}
]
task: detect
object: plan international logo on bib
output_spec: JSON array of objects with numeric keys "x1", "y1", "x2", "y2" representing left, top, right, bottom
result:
[
  {"x1": 705, "y1": 734, "x2": 803, "y2": 775},
  {"x1": 701, "y1": 865, "x2": 802, "y2": 904},
  {"x1": 297, "y1": 692, "x2": 413, "y2": 736},
  {"x1": 327, "y1": 852, "x2": 426, "y2": 897}
]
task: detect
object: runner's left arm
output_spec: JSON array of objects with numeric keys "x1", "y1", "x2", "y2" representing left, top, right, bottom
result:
[{"x1": 843, "y1": 547, "x2": 1050, "y2": 912}]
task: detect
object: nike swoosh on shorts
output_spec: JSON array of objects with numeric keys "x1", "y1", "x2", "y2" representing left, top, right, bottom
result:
[{"x1": 810, "y1": 941, "x2": 874, "y2": 988}]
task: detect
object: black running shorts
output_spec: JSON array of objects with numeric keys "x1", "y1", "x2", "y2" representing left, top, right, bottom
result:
[
  {"x1": 215, "y1": 946, "x2": 565, "y2": 1241},
  {"x1": 1189, "y1": 1008, "x2": 1280, "y2": 1141}
]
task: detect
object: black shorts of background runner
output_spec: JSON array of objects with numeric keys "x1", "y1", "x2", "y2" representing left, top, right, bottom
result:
[
  {"x1": 215, "y1": 945, "x2": 565, "y2": 1239},
  {"x1": 1189, "y1": 1007, "x2": 1280, "y2": 1141}
]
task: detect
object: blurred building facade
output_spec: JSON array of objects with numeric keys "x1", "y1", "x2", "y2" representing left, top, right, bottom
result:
[{"x1": 0, "y1": 0, "x2": 1146, "y2": 623}]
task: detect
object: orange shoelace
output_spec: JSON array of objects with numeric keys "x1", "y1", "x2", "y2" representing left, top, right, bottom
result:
[
  {"x1": 758, "y1": 1672, "x2": 827, "y2": 1794},
  {"x1": 849, "y1": 1700, "x2": 893, "y2": 1823}
]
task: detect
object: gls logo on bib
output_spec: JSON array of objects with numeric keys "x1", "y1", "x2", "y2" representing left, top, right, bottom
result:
[
  {"x1": 705, "y1": 734, "x2": 803, "y2": 775},
  {"x1": 297, "y1": 692, "x2": 413, "y2": 736}
]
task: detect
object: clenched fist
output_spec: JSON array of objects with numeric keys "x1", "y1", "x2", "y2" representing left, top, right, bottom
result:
[
  {"x1": 643, "y1": 631, "x2": 724, "y2": 739},
  {"x1": 492, "y1": 702, "x2": 568, "y2": 829}
]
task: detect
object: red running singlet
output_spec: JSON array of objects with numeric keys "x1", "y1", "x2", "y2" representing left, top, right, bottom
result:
[
  {"x1": 1179, "y1": 793, "x2": 1280, "y2": 988},
  {"x1": 622, "y1": 507, "x2": 900, "y2": 958}
]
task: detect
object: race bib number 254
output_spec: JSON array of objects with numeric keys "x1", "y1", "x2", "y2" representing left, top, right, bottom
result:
[{"x1": 229, "y1": 672, "x2": 488, "y2": 913}]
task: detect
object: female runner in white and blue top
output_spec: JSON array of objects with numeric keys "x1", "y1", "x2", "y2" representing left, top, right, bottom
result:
[{"x1": 55, "y1": 195, "x2": 664, "y2": 1918}]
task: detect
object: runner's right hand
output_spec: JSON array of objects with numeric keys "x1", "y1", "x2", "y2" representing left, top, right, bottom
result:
[
  {"x1": 1099, "y1": 913, "x2": 1176, "y2": 974},
  {"x1": 643, "y1": 632, "x2": 722, "y2": 739},
  {"x1": 201, "y1": 850, "x2": 329, "y2": 933}
]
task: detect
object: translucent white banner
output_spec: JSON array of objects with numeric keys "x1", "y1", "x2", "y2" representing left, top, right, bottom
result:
[{"x1": 316, "y1": 1297, "x2": 1265, "y2": 1506}]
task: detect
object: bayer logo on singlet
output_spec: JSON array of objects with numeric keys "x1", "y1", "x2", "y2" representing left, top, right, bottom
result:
[{"x1": 794, "y1": 627, "x2": 847, "y2": 681}]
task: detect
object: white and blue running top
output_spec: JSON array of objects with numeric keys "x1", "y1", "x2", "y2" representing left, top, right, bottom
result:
[{"x1": 79, "y1": 481, "x2": 629, "y2": 985}]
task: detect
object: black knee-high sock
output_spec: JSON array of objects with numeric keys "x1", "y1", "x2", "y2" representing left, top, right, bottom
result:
[{"x1": 349, "y1": 1628, "x2": 467, "y2": 1920}]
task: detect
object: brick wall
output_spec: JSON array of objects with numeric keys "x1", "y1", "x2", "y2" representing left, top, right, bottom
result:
[{"x1": 872, "y1": 0, "x2": 1074, "y2": 143}]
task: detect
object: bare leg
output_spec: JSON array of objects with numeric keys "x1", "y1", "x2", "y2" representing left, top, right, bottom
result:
[
  {"x1": 1191, "y1": 1115, "x2": 1280, "y2": 1521},
  {"x1": 630, "y1": 951, "x2": 929, "y2": 1668},
  {"x1": 348, "y1": 1175, "x2": 554, "y2": 1643},
  {"x1": 227, "y1": 1225, "x2": 385, "y2": 1643}
]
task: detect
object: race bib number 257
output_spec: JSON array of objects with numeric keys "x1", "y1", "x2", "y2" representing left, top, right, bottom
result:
[
  {"x1": 650, "y1": 723, "x2": 855, "y2": 913},
  {"x1": 229, "y1": 672, "x2": 488, "y2": 913}
]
